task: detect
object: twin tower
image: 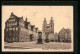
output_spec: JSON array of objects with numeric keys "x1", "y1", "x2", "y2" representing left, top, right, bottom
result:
[{"x1": 42, "y1": 17, "x2": 54, "y2": 35}]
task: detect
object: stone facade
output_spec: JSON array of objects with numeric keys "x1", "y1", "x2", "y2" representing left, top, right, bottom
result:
[{"x1": 4, "y1": 12, "x2": 38, "y2": 42}]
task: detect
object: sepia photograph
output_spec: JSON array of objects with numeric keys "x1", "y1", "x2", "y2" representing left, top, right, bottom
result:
[{"x1": 2, "y1": 6, "x2": 73, "y2": 52}]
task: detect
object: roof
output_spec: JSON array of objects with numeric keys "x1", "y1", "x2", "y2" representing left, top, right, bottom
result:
[
  {"x1": 59, "y1": 28, "x2": 71, "y2": 34},
  {"x1": 10, "y1": 12, "x2": 23, "y2": 21},
  {"x1": 24, "y1": 21, "x2": 31, "y2": 27}
]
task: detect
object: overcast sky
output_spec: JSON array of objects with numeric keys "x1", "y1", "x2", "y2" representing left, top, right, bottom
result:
[{"x1": 2, "y1": 6, "x2": 73, "y2": 33}]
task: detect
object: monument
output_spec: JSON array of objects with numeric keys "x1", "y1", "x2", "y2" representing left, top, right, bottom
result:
[
  {"x1": 37, "y1": 32, "x2": 43, "y2": 44},
  {"x1": 45, "y1": 32, "x2": 49, "y2": 43}
]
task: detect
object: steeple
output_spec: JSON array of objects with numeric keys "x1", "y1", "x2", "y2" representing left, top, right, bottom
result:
[
  {"x1": 43, "y1": 18, "x2": 47, "y2": 33},
  {"x1": 51, "y1": 17, "x2": 53, "y2": 20},
  {"x1": 25, "y1": 17, "x2": 28, "y2": 22},
  {"x1": 44, "y1": 18, "x2": 46, "y2": 22},
  {"x1": 43, "y1": 18, "x2": 47, "y2": 24},
  {"x1": 50, "y1": 17, "x2": 54, "y2": 23},
  {"x1": 49, "y1": 17, "x2": 54, "y2": 33}
]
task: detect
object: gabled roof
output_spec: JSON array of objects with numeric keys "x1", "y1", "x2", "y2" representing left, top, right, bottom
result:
[
  {"x1": 59, "y1": 28, "x2": 71, "y2": 34},
  {"x1": 9, "y1": 12, "x2": 23, "y2": 21},
  {"x1": 25, "y1": 21, "x2": 31, "y2": 27}
]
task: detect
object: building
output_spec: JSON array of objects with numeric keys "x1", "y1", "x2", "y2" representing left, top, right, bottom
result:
[
  {"x1": 4, "y1": 12, "x2": 38, "y2": 42},
  {"x1": 58, "y1": 28, "x2": 71, "y2": 43},
  {"x1": 53, "y1": 32, "x2": 58, "y2": 42},
  {"x1": 42, "y1": 17, "x2": 54, "y2": 41}
]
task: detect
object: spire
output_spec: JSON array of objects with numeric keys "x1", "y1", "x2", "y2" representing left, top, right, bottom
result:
[
  {"x1": 50, "y1": 17, "x2": 54, "y2": 23},
  {"x1": 51, "y1": 17, "x2": 53, "y2": 20},
  {"x1": 25, "y1": 17, "x2": 28, "y2": 22},
  {"x1": 43, "y1": 18, "x2": 47, "y2": 24},
  {"x1": 44, "y1": 18, "x2": 46, "y2": 21}
]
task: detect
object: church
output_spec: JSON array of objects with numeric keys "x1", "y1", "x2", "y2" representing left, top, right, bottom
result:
[
  {"x1": 42, "y1": 17, "x2": 71, "y2": 42},
  {"x1": 42, "y1": 17, "x2": 55, "y2": 41}
]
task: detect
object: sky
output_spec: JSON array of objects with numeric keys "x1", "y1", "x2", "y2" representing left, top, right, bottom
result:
[{"x1": 2, "y1": 6, "x2": 73, "y2": 33}]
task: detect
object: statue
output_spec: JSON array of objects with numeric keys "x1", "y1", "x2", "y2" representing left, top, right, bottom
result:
[{"x1": 37, "y1": 32, "x2": 43, "y2": 44}]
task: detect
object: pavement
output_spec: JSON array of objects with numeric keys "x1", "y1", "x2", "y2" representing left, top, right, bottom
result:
[{"x1": 4, "y1": 41, "x2": 71, "y2": 50}]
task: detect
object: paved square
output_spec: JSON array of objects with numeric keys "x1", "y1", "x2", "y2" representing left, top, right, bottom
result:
[{"x1": 4, "y1": 42, "x2": 71, "y2": 50}]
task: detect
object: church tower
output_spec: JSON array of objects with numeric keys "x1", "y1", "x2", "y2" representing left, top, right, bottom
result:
[
  {"x1": 42, "y1": 18, "x2": 47, "y2": 33},
  {"x1": 49, "y1": 17, "x2": 54, "y2": 34},
  {"x1": 25, "y1": 17, "x2": 28, "y2": 22}
]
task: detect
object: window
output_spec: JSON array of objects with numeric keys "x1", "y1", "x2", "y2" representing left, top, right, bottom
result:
[
  {"x1": 9, "y1": 19, "x2": 15, "y2": 22},
  {"x1": 6, "y1": 28, "x2": 8, "y2": 31},
  {"x1": 9, "y1": 28, "x2": 12, "y2": 30},
  {"x1": 10, "y1": 15, "x2": 14, "y2": 18},
  {"x1": 65, "y1": 33, "x2": 68, "y2": 39},
  {"x1": 13, "y1": 22, "x2": 17, "y2": 26},
  {"x1": 13, "y1": 28, "x2": 15, "y2": 31},
  {"x1": 7, "y1": 24, "x2": 9, "y2": 27},
  {"x1": 16, "y1": 27, "x2": 18, "y2": 30}
]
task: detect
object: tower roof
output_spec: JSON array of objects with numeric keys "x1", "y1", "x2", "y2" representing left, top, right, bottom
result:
[
  {"x1": 25, "y1": 17, "x2": 28, "y2": 22},
  {"x1": 44, "y1": 18, "x2": 46, "y2": 21},
  {"x1": 51, "y1": 17, "x2": 53, "y2": 20}
]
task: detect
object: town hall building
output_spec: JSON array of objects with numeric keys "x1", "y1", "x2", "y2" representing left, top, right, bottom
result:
[{"x1": 4, "y1": 12, "x2": 38, "y2": 42}]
